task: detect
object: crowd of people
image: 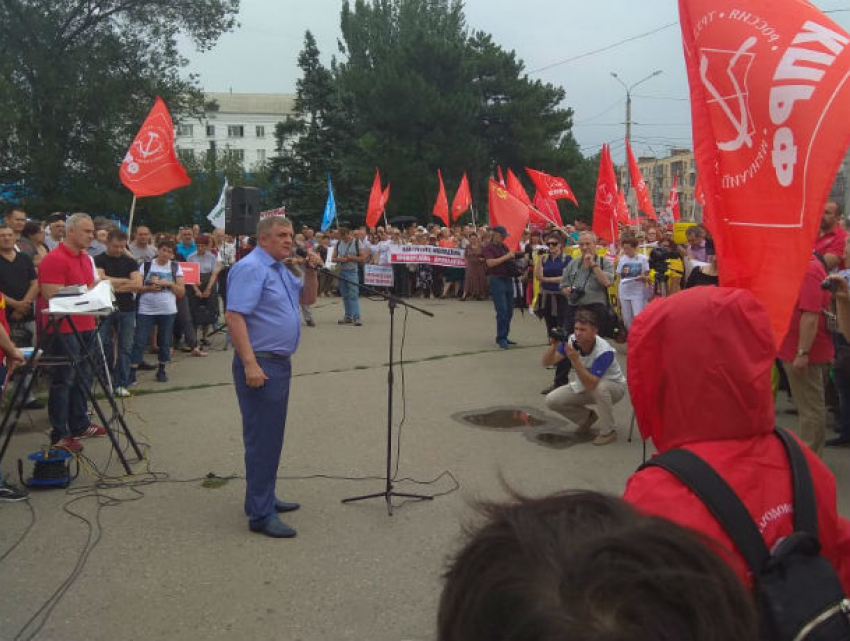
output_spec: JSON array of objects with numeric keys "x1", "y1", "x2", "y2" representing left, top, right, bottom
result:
[{"x1": 0, "y1": 204, "x2": 848, "y2": 640}]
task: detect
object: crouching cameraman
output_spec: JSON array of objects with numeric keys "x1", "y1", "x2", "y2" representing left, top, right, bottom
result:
[{"x1": 542, "y1": 310, "x2": 627, "y2": 446}]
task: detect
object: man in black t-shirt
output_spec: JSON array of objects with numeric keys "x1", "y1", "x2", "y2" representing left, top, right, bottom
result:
[
  {"x1": 95, "y1": 230, "x2": 141, "y2": 397},
  {"x1": 0, "y1": 225, "x2": 38, "y2": 341}
]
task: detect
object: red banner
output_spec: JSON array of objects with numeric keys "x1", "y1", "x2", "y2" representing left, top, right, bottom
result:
[
  {"x1": 506, "y1": 168, "x2": 532, "y2": 206},
  {"x1": 616, "y1": 189, "x2": 632, "y2": 226},
  {"x1": 665, "y1": 174, "x2": 681, "y2": 223},
  {"x1": 366, "y1": 169, "x2": 384, "y2": 228},
  {"x1": 533, "y1": 190, "x2": 564, "y2": 227},
  {"x1": 592, "y1": 145, "x2": 619, "y2": 244},
  {"x1": 433, "y1": 169, "x2": 450, "y2": 226},
  {"x1": 120, "y1": 97, "x2": 191, "y2": 197},
  {"x1": 488, "y1": 180, "x2": 529, "y2": 251},
  {"x1": 679, "y1": 0, "x2": 850, "y2": 344},
  {"x1": 625, "y1": 140, "x2": 657, "y2": 220},
  {"x1": 178, "y1": 262, "x2": 200, "y2": 286},
  {"x1": 451, "y1": 172, "x2": 472, "y2": 219},
  {"x1": 525, "y1": 168, "x2": 579, "y2": 206}
]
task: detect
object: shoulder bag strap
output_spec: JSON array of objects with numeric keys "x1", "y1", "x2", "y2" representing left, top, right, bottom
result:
[
  {"x1": 640, "y1": 449, "x2": 771, "y2": 572},
  {"x1": 774, "y1": 428, "x2": 819, "y2": 537}
]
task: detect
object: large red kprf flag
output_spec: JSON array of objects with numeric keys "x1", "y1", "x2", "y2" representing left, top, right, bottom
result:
[
  {"x1": 679, "y1": 0, "x2": 850, "y2": 344},
  {"x1": 488, "y1": 180, "x2": 530, "y2": 251},
  {"x1": 526, "y1": 168, "x2": 579, "y2": 206},
  {"x1": 452, "y1": 172, "x2": 472, "y2": 219},
  {"x1": 625, "y1": 140, "x2": 657, "y2": 220},
  {"x1": 366, "y1": 169, "x2": 385, "y2": 227},
  {"x1": 433, "y1": 169, "x2": 450, "y2": 226},
  {"x1": 592, "y1": 145, "x2": 619, "y2": 244},
  {"x1": 506, "y1": 169, "x2": 532, "y2": 205},
  {"x1": 120, "y1": 97, "x2": 190, "y2": 197}
]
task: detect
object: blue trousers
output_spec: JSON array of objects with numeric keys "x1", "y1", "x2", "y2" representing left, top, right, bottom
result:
[
  {"x1": 338, "y1": 270, "x2": 361, "y2": 320},
  {"x1": 131, "y1": 313, "x2": 176, "y2": 365},
  {"x1": 489, "y1": 276, "x2": 514, "y2": 342},
  {"x1": 47, "y1": 331, "x2": 94, "y2": 442},
  {"x1": 233, "y1": 355, "x2": 292, "y2": 523},
  {"x1": 97, "y1": 310, "x2": 136, "y2": 388}
]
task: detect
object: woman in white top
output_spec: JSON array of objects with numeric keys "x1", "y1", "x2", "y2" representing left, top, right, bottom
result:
[
  {"x1": 129, "y1": 239, "x2": 185, "y2": 384},
  {"x1": 616, "y1": 238, "x2": 650, "y2": 329}
]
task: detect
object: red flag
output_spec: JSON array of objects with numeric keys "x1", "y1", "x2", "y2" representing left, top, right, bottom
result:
[
  {"x1": 525, "y1": 168, "x2": 579, "y2": 206},
  {"x1": 488, "y1": 180, "x2": 530, "y2": 251},
  {"x1": 665, "y1": 174, "x2": 681, "y2": 223},
  {"x1": 592, "y1": 145, "x2": 619, "y2": 244},
  {"x1": 496, "y1": 166, "x2": 506, "y2": 186},
  {"x1": 694, "y1": 176, "x2": 706, "y2": 206},
  {"x1": 381, "y1": 184, "x2": 390, "y2": 214},
  {"x1": 533, "y1": 191, "x2": 564, "y2": 227},
  {"x1": 366, "y1": 169, "x2": 384, "y2": 227},
  {"x1": 625, "y1": 140, "x2": 657, "y2": 220},
  {"x1": 119, "y1": 97, "x2": 190, "y2": 197},
  {"x1": 451, "y1": 172, "x2": 472, "y2": 219},
  {"x1": 433, "y1": 169, "x2": 450, "y2": 226},
  {"x1": 506, "y1": 169, "x2": 532, "y2": 206},
  {"x1": 679, "y1": 0, "x2": 850, "y2": 345},
  {"x1": 616, "y1": 189, "x2": 631, "y2": 226}
]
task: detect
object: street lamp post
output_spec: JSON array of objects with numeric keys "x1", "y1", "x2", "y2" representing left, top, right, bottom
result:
[
  {"x1": 611, "y1": 70, "x2": 663, "y2": 204},
  {"x1": 610, "y1": 69, "x2": 663, "y2": 143}
]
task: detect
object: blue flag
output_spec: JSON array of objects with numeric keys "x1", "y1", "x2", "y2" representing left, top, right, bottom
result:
[{"x1": 321, "y1": 174, "x2": 337, "y2": 231}]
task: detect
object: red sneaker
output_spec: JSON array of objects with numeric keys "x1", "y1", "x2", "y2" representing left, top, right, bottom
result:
[
  {"x1": 54, "y1": 437, "x2": 83, "y2": 453},
  {"x1": 77, "y1": 424, "x2": 106, "y2": 438}
]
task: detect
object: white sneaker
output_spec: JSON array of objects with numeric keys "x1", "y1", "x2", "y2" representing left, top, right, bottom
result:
[{"x1": 114, "y1": 387, "x2": 131, "y2": 398}]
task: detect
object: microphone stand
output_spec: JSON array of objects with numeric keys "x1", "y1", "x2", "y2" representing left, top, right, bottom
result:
[{"x1": 306, "y1": 262, "x2": 434, "y2": 515}]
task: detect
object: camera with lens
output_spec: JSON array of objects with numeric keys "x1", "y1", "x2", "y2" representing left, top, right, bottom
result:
[
  {"x1": 549, "y1": 327, "x2": 570, "y2": 342},
  {"x1": 822, "y1": 277, "x2": 840, "y2": 292},
  {"x1": 567, "y1": 287, "x2": 586, "y2": 305},
  {"x1": 648, "y1": 247, "x2": 674, "y2": 274}
]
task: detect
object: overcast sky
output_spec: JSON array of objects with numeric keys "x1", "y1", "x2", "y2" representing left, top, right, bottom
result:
[{"x1": 179, "y1": 0, "x2": 850, "y2": 164}]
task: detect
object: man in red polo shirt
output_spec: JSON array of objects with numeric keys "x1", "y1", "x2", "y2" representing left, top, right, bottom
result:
[
  {"x1": 38, "y1": 213, "x2": 105, "y2": 453},
  {"x1": 778, "y1": 253, "x2": 834, "y2": 456},
  {"x1": 814, "y1": 201, "x2": 847, "y2": 269}
]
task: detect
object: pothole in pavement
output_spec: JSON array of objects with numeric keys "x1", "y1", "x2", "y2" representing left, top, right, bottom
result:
[{"x1": 453, "y1": 406, "x2": 587, "y2": 449}]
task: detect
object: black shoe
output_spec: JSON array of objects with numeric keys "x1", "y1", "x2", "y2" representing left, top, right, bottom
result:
[
  {"x1": 21, "y1": 399, "x2": 45, "y2": 410},
  {"x1": 249, "y1": 514, "x2": 296, "y2": 538},
  {"x1": 137, "y1": 361, "x2": 157, "y2": 371},
  {"x1": 826, "y1": 435, "x2": 850, "y2": 447},
  {"x1": 156, "y1": 367, "x2": 168, "y2": 383},
  {"x1": 505, "y1": 339, "x2": 517, "y2": 346},
  {"x1": 0, "y1": 482, "x2": 28, "y2": 502},
  {"x1": 274, "y1": 499, "x2": 300, "y2": 513},
  {"x1": 540, "y1": 385, "x2": 555, "y2": 395}
]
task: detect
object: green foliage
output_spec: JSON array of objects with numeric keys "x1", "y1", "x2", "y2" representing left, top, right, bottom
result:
[
  {"x1": 269, "y1": 0, "x2": 596, "y2": 227},
  {"x1": 0, "y1": 0, "x2": 240, "y2": 218}
]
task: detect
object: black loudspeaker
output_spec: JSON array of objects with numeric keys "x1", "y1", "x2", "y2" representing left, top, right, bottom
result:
[{"x1": 225, "y1": 186, "x2": 261, "y2": 236}]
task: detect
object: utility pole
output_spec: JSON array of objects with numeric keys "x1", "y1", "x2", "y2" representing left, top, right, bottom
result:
[{"x1": 610, "y1": 70, "x2": 663, "y2": 213}]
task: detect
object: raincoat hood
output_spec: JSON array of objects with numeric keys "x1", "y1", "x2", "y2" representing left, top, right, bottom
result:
[{"x1": 627, "y1": 287, "x2": 776, "y2": 452}]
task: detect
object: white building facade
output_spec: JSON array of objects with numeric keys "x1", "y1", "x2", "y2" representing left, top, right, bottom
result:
[{"x1": 175, "y1": 92, "x2": 295, "y2": 172}]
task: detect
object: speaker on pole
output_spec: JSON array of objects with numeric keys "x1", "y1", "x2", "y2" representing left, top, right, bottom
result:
[{"x1": 225, "y1": 186, "x2": 261, "y2": 236}]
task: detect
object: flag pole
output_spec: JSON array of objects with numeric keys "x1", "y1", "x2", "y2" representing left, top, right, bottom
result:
[
  {"x1": 127, "y1": 196, "x2": 137, "y2": 238},
  {"x1": 470, "y1": 203, "x2": 478, "y2": 232}
]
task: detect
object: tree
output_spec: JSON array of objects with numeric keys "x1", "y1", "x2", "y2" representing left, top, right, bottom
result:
[
  {"x1": 268, "y1": 31, "x2": 353, "y2": 224},
  {"x1": 330, "y1": 0, "x2": 592, "y2": 224},
  {"x1": 0, "y1": 0, "x2": 240, "y2": 217}
]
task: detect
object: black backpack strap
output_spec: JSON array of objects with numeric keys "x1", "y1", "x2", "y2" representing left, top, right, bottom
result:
[
  {"x1": 641, "y1": 449, "x2": 771, "y2": 573},
  {"x1": 774, "y1": 428, "x2": 819, "y2": 537}
]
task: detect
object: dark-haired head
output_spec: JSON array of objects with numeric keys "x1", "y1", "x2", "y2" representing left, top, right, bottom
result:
[{"x1": 438, "y1": 491, "x2": 757, "y2": 641}]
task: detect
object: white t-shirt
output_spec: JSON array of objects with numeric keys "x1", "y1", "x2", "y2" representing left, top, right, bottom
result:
[
  {"x1": 562, "y1": 334, "x2": 627, "y2": 393},
  {"x1": 616, "y1": 254, "x2": 650, "y2": 300},
  {"x1": 375, "y1": 240, "x2": 393, "y2": 266},
  {"x1": 138, "y1": 260, "x2": 183, "y2": 315}
]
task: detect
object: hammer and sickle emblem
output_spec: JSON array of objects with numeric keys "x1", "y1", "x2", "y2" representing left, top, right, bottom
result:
[
  {"x1": 135, "y1": 131, "x2": 164, "y2": 159},
  {"x1": 700, "y1": 36, "x2": 758, "y2": 152}
]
